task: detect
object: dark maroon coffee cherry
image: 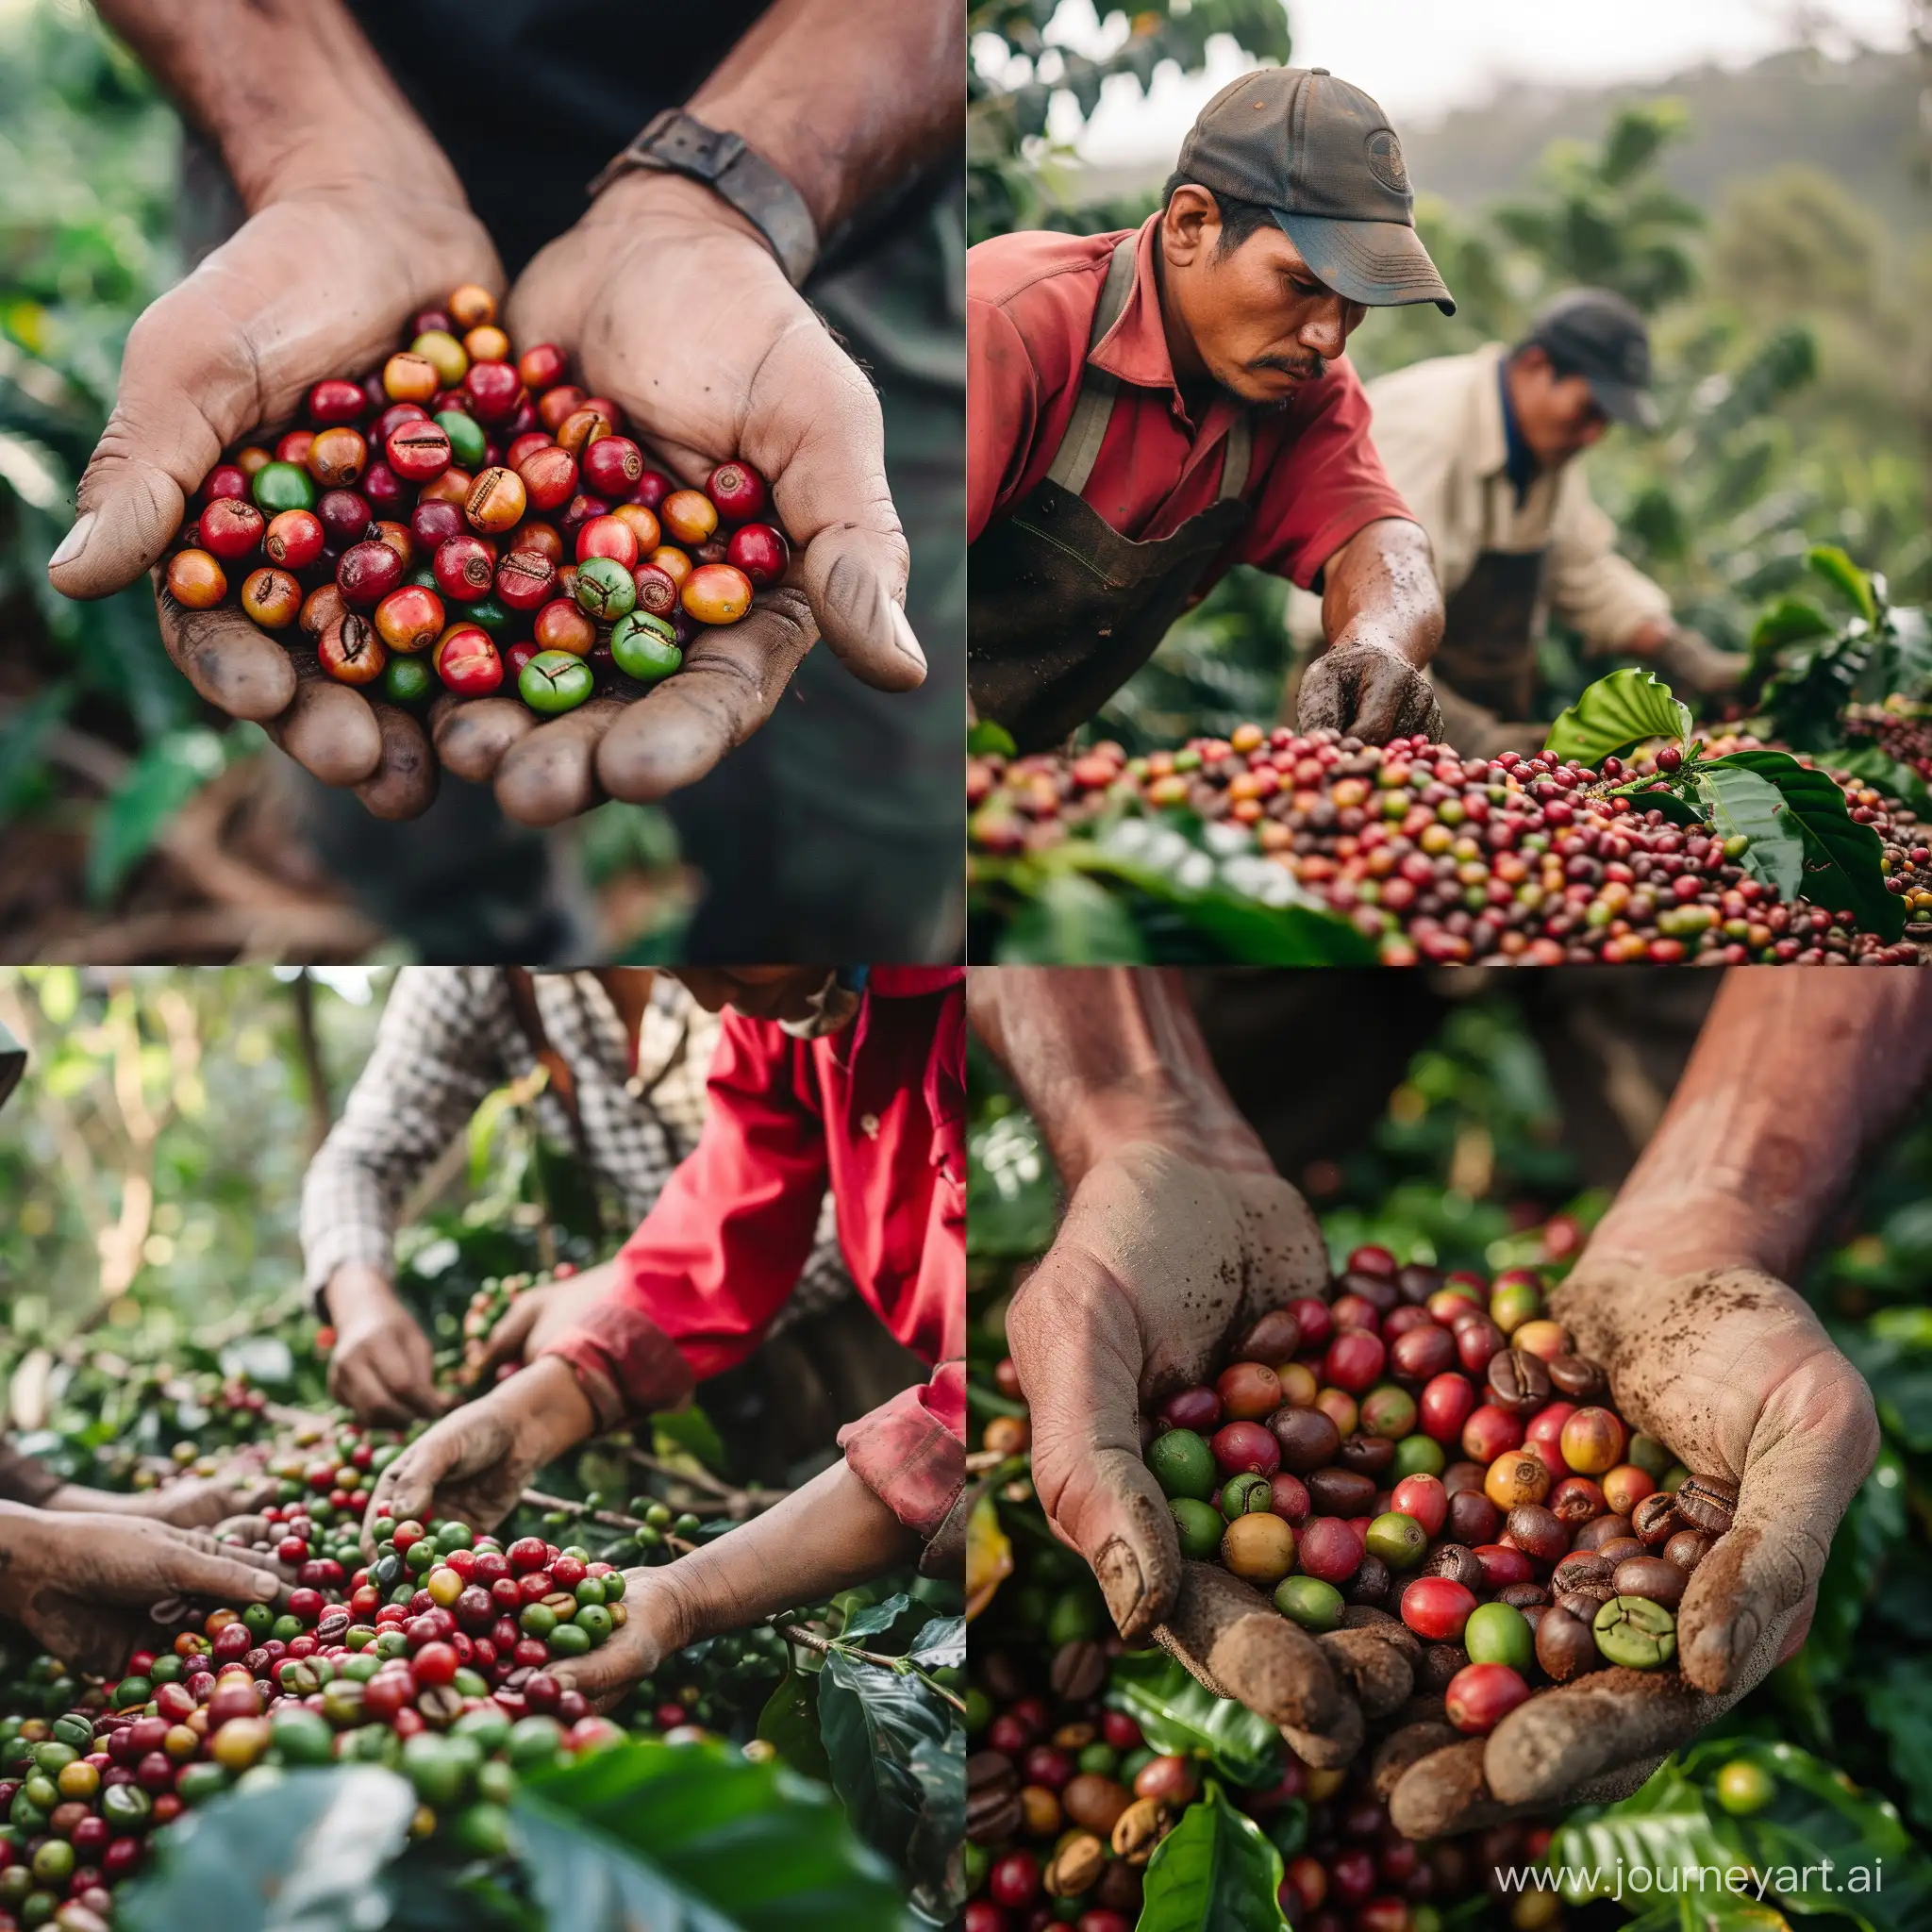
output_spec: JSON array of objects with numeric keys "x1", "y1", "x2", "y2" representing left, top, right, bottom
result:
[
  {"x1": 1336, "y1": 1434, "x2": 1396, "y2": 1478},
  {"x1": 1271, "y1": 1407, "x2": 1342, "y2": 1474},
  {"x1": 1574, "y1": 1513, "x2": 1634, "y2": 1552},
  {"x1": 1390, "y1": 1325, "x2": 1457, "y2": 1381},
  {"x1": 1395, "y1": 1263, "x2": 1443, "y2": 1305},
  {"x1": 1446, "y1": 1491, "x2": 1501, "y2": 1547},
  {"x1": 1234, "y1": 1308, "x2": 1303, "y2": 1364},
  {"x1": 1535, "y1": 1606, "x2": 1602, "y2": 1682},
  {"x1": 1547, "y1": 1354, "x2": 1608, "y2": 1400},
  {"x1": 1345, "y1": 1554, "x2": 1392, "y2": 1607},
  {"x1": 1441, "y1": 1461, "x2": 1488, "y2": 1497},
  {"x1": 1455, "y1": 1319, "x2": 1506, "y2": 1374},
  {"x1": 1340, "y1": 1269, "x2": 1401, "y2": 1316},
  {"x1": 1308, "y1": 1468, "x2": 1378, "y2": 1517},
  {"x1": 1612, "y1": 1556, "x2": 1689, "y2": 1609},
  {"x1": 1632, "y1": 1492, "x2": 1682, "y2": 1548}
]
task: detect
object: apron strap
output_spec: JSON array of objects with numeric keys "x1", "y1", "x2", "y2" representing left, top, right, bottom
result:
[
  {"x1": 1045, "y1": 235, "x2": 1138, "y2": 497},
  {"x1": 1219, "y1": 413, "x2": 1253, "y2": 503}
]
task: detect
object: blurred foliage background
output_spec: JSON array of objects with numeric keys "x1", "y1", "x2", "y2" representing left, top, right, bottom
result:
[
  {"x1": 969, "y1": 1, "x2": 1932, "y2": 751},
  {"x1": 0, "y1": 0, "x2": 691, "y2": 961}
]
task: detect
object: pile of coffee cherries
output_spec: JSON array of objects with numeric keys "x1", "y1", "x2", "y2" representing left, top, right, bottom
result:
[
  {"x1": 1143, "y1": 1249, "x2": 1735, "y2": 1740},
  {"x1": 0, "y1": 1511, "x2": 628, "y2": 1932},
  {"x1": 162, "y1": 285, "x2": 791, "y2": 716},
  {"x1": 968, "y1": 727, "x2": 1931, "y2": 964}
]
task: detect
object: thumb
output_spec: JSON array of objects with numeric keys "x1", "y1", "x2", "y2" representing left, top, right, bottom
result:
[
  {"x1": 1007, "y1": 1246, "x2": 1181, "y2": 1643},
  {"x1": 49, "y1": 276, "x2": 262, "y2": 601},
  {"x1": 142, "y1": 1541, "x2": 285, "y2": 1606}
]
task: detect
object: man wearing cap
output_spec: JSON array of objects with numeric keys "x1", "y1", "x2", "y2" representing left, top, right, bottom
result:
[
  {"x1": 969, "y1": 68, "x2": 1457, "y2": 752},
  {"x1": 1295, "y1": 289, "x2": 1746, "y2": 756}
]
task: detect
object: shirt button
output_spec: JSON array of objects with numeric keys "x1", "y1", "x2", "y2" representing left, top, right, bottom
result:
[{"x1": 860, "y1": 1112, "x2": 880, "y2": 1140}]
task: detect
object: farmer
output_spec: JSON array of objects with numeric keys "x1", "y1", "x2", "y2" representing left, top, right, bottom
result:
[
  {"x1": 300, "y1": 969, "x2": 849, "y2": 1427},
  {"x1": 968, "y1": 67, "x2": 1455, "y2": 753},
  {"x1": 0, "y1": 1020, "x2": 287, "y2": 1672},
  {"x1": 968, "y1": 965, "x2": 1892, "y2": 1836},
  {"x1": 1291, "y1": 290, "x2": 1747, "y2": 756},
  {"x1": 48, "y1": 0, "x2": 962, "y2": 962},
  {"x1": 359, "y1": 966, "x2": 964, "y2": 1702}
]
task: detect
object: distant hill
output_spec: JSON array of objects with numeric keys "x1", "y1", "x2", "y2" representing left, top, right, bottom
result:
[{"x1": 1061, "y1": 44, "x2": 1931, "y2": 230}]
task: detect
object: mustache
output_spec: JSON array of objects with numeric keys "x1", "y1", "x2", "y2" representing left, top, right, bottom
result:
[{"x1": 1249, "y1": 353, "x2": 1327, "y2": 382}]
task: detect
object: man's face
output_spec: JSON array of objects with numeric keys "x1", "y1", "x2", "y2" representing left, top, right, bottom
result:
[
  {"x1": 674, "y1": 968, "x2": 837, "y2": 1023},
  {"x1": 1508, "y1": 349, "x2": 1610, "y2": 468},
  {"x1": 1160, "y1": 188, "x2": 1367, "y2": 407}
]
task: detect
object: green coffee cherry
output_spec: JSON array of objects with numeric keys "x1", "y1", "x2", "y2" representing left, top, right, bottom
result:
[
  {"x1": 1274, "y1": 1575, "x2": 1345, "y2": 1632},
  {"x1": 1148, "y1": 1428, "x2": 1216, "y2": 1502},
  {"x1": 1464, "y1": 1602, "x2": 1534, "y2": 1672}
]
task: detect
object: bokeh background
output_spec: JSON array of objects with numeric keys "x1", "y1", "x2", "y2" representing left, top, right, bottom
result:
[{"x1": 970, "y1": 0, "x2": 1932, "y2": 748}]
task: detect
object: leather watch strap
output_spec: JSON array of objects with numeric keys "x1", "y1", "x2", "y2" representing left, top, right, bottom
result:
[{"x1": 588, "y1": 108, "x2": 820, "y2": 288}]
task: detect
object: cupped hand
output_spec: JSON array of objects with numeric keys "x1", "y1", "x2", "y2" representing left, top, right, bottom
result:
[
  {"x1": 0, "y1": 1510, "x2": 286, "y2": 1675},
  {"x1": 1297, "y1": 640, "x2": 1445, "y2": 746},
  {"x1": 1006, "y1": 1142, "x2": 1356, "y2": 1753},
  {"x1": 325, "y1": 1272, "x2": 449, "y2": 1425},
  {"x1": 48, "y1": 183, "x2": 502, "y2": 822},
  {"x1": 547, "y1": 1565, "x2": 684, "y2": 1712},
  {"x1": 1385, "y1": 1259, "x2": 1878, "y2": 1837},
  {"x1": 48, "y1": 1469, "x2": 278, "y2": 1531},
  {"x1": 491, "y1": 173, "x2": 927, "y2": 817}
]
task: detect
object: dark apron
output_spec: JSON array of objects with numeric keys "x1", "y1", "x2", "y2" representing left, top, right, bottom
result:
[
  {"x1": 1435, "y1": 548, "x2": 1548, "y2": 720},
  {"x1": 968, "y1": 238, "x2": 1255, "y2": 752}
]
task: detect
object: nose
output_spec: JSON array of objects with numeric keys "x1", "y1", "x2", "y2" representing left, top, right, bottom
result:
[{"x1": 1300, "y1": 296, "x2": 1353, "y2": 358}]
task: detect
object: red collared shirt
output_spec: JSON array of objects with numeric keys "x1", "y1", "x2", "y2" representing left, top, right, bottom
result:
[
  {"x1": 968, "y1": 214, "x2": 1413, "y2": 590},
  {"x1": 542, "y1": 968, "x2": 964, "y2": 1542}
]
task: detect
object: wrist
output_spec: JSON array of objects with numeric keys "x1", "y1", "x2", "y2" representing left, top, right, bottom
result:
[
  {"x1": 1569, "y1": 1195, "x2": 1789, "y2": 1309},
  {"x1": 581, "y1": 169, "x2": 770, "y2": 257},
  {"x1": 325, "y1": 1265, "x2": 398, "y2": 1326},
  {"x1": 503, "y1": 1357, "x2": 596, "y2": 1464}
]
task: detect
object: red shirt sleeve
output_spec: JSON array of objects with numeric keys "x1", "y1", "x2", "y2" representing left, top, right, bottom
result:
[
  {"x1": 839, "y1": 1359, "x2": 965, "y2": 1542},
  {"x1": 968, "y1": 295, "x2": 1041, "y2": 543},
  {"x1": 1241, "y1": 358, "x2": 1416, "y2": 589}
]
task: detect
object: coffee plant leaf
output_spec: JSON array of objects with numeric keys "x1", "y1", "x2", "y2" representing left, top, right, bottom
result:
[
  {"x1": 995, "y1": 867, "x2": 1148, "y2": 963},
  {"x1": 1807, "y1": 546, "x2": 1880, "y2": 625},
  {"x1": 118, "y1": 1765, "x2": 417, "y2": 1932},
  {"x1": 758, "y1": 1662, "x2": 832, "y2": 1783},
  {"x1": 966, "y1": 719, "x2": 1018, "y2": 758},
  {"x1": 1704, "y1": 750, "x2": 1904, "y2": 941},
  {"x1": 1545, "y1": 668, "x2": 1692, "y2": 765},
  {"x1": 839, "y1": 1591, "x2": 939, "y2": 1649},
  {"x1": 650, "y1": 1405, "x2": 728, "y2": 1473},
  {"x1": 1834, "y1": 1312, "x2": 1932, "y2": 1455},
  {"x1": 908, "y1": 1615, "x2": 965, "y2": 1671},
  {"x1": 85, "y1": 724, "x2": 228, "y2": 904},
  {"x1": 1136, "y1": 1784, "x2": 1289, "y2": 1932},
  {"x1": 1620, "y1": 1900, "x2": 1791, "y2": 1932},
  {"x1": 1694, "y1": 764, "x2": 1805, "y2": 902},
  {"x1": 967, "y1": 1106, "x2": 1058, "y2": 1259},
  {"x1": 517, "y1": 1737, "x2": 901, "y2": 1932},
  {"x1": 1748, "y1": 598, "x2": 1836, "y2": 659},
  {"x1": 1106, "y1": 1653, "x2": 1283, "y2": 1789},
  {"x1": 1548, "y1": 1762, "x2": 1734, "y2": 1903},
  {"x1": 1679, "y1": 1737, "x2": 1932, "y2": 1932},
  {"x1": 1860, "y1": 1660, "x2": 1932, "y2": 1837},
  {"x1": 1802, "y1": 1446, "x2": 1907, "y2": 1689},
  {"x1": 818, "y1": 1644, "x2": 960, "y2": 1919}
]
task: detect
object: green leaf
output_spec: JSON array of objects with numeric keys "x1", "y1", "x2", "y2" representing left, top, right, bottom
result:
[
  {"x1": 907, "y1": 1616, "x2": 965, "y2": 1671},
  {"x1": 994, "y1": 868, "x2": 1148, "y2": 963},
  {"x1": 966, "y1": 1107, "x2": 1060, "y2": 1258},
  {"x1": 651, "y1": 1405, "x2": 728, "y2": 1473},
  {"x1": 1137, "y1": 1785, "x2": 1289, "y2": 1932},
  {"x1": 1807, "y1": 545, "x2": 1879, "y2": 625},
  {"x1": 1749, "y1": 598, "x2": 1836, "y2": 657},
  {"x1": 966, "y1": 719, "x2": 1018, "y2": 758},
  {"x1": 1803, "y1": 1447, "x2": 1907, "y2": 1688},
  {"x1": 1862, "y1": 1660, "x2": 1932, "y2": 1836},
  {"x1": 518, "y1": 1738, "x2": 903, "y2": 1932},
  {"x1": 0, "y1": 680, "x2": 72, "y2": 815},
  {"x1": 1705, "y1": 750, "x2": 1904, "y2": 940},
  {"x1": 1544, "y1": 668, "x2": 1691, "y2": 765},
  {"x1": 1614, "y1": 782, "x2": 1707, "y2": 827},
  {"x1": 1106, "y1": 1653, "x2": 1283, "y2": 1789},
  {"x1": 118, "y1": 1765, "x2": 417, "y2": 1932},
  {"x1": 1836, "y1": 1315, "x2": 1932, "y2": 1454},
  {"x1": 1830, "y1": 744, "x2": 1932, "y2": 820},
  {"x1": 1693, "y1": 764, "x2": 1804, "y2": 902},
  {"x1": 1550, "y1": 1761, "x2": 1738, "y2": 1904},
  {"x1": 85, "y1": 725, "x2": 226, "y2": 904},
  {"x1": 818, "y1": 1644, "x2": 963, "y2": 1921},
  {"x1": 758, "y1": 1664, "x2": 832, "y2": 1783}
]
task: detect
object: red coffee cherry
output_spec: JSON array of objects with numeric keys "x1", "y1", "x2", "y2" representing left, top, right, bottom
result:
[
  {"x1": 1444, "y1": 1662, "x2": 1532, "y2": 1734},
  {"x1": 199, "y1": 497, "x2": 266, "y2": 560},
  {"x1": 706, "y1": 459, "x2": 768, "y2": 522},
  {"x1": 582, "y1": 435, "x2": 644, "y2": 498}
]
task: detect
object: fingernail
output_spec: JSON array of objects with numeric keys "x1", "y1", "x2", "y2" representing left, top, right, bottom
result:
[
  {"x1": 890, "y1": 602, "x2": 926, "y2": 674},
  {"x1": 252, "y1": 1574, "x2": 279, "y2": 1600},
  {"x1": 49, "y1": 513, "x2": 93, "y2": 571},
  {"x1": 1094, "y1": 1539, "x2": 1145, "y2": 1636}
]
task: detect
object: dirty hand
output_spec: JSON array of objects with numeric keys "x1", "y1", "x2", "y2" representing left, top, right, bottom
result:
[
  {"x1": 46, "y1": 1469, "x2": 278, "y2": 1531},
  {"x1": 325, "y1": 1265, "x2": 448, "y2": 1425},
  {"x1": 1007, "y1": 1143, "x2": 1359, "y2": 1757},
  {"x1": 1384, "y1": 1256, "x2": 1877, "y2": 1837},
  {"x1": 46, "y1": 184, "x2": 500, "y2": 822},
  {"x1": 543, "y1": 1565, "x2": 681, "y2": 1711},
  {"x1": 465, "y1": 1260, "x2": 618, "y2": 1387},
  {"x1": 479, "y1": 172, "x2": 925, "y2": 824},
  {"x1": 0, "y1": 1507, "x2": 286, "y2": 1675},
  {"x1": 1297, "y1": 640, "x2": 1445, "y2": 746}
]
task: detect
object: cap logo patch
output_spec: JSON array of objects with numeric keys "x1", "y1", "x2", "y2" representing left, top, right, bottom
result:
[{"x1": 1364, "y1": 127, "x2": 1408, "y2": 194}]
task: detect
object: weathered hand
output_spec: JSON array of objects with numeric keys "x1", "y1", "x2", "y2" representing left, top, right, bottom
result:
[
  {"x1": 1006, "y1": 1143, "x2": 1355, "y2": 1754},
  {"x1": 546, "y1": 1566, "x2": 683, "y2": 1712},
  {"x1": 1385, "y1": 1258, "x2": 1878, "y2": 1836},
  {"x1": 0, "y1": 1509, "x2": 286, "y2": 1675},
  {"x1": 465, "y1": 1260, "x2": 618, "y2": 1387},
  {"x1": 491, "y1": 173, "x2": 926, "y2": 820},
  {"x1": 47, "y1": 185, "x2": 501, "y2": 821},
  {"x1": 48, "y1": 1470, "x2": 278, "y2": 1531},
  {"x1": 1297, "y1": 640, "x2": 1444, "y2": 746},
  {"x1": 325, "y1": 1270, "x2": 448, "y2": 1425}
]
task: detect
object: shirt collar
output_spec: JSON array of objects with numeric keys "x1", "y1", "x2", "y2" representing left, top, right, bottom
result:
[{"x1": 1087, "y1": 215, "x2": 1179, "y2": 394}]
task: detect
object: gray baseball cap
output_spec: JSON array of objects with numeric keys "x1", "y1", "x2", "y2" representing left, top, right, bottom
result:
[
  {"x1": 1524, "y1": 288, "x2": 1657, "y2": 430},
  {"x1": 1176, "y1": 67, "x2": 1455, "y2": 313}
]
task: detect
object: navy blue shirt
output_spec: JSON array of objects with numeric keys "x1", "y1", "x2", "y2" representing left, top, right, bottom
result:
[{"x1": 1498, "y1": 358, "x2": 1539, "y2": 509}]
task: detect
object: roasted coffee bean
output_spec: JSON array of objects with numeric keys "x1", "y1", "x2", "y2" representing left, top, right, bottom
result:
[
  {"x1": 1535, "y1": 1606, "x2": 1602, "y2": 1682},
  {"x1": 1496, "y1": 1582, "x2": 1548, "y2": 1609},
  {"x1": 1337, "y1": 1434, "x2": 1397, "y2": 1478},
  {"x1": 1547, "y1": 1354, "x2": 1609, "y2": 1400},
  {"x1": 1044, "y1": 1831, "x2": 1108, "y2": 1897},
  {"x1": 1633, "y1": 1492, "x2": 1683, "y2": 1547},
  {"x1": 1574, "y1": 1512, "x2": 1634, "y2": 1552},
  {"x1": 1612, "y1": 1556, "x2": 1689, "y2": 1609},
  {"x1": 1272, "y1": 1407, "x2": 1343, "y2": 1474},
  {"x1": 967, "y1": 1782, "x2": 1023, "y2": 1844},
  {"x1": 1552, "y1": 1552, "x2": 1615, "y2": 1596},
  {"x1": 1063, "y1": 1774, "x2": 1133, "y2": 1836},
  {"x1": 1447, "y1": 1491, "x2": 1502, "y2": 1547},
  {"x1": 1674, "y1": 1475, "x2": 1739, "y2": 1537},
  {"x1": 1308, "y1": 1467, "x2": 1379, "y2": 1516},
  {"x1": 1422, "y1": 1543, "x2": 1485, "y2": 1592},
  {"x1": 1050, "y1": 1640, "x2": 1107, "y2": 1702},
  {"x1": 1664, "y1": 1528, "x2": 1714, "y2": 1574},
  {"x1": 1419, "y1": 1642, "x2": 1470, "y2": 1690},
  {"x1": 1345, "y1": 1553, "x2": 1393, "y2": 1607},
  {"x1": 1506, "y1": 1505, "x2": 1567, "y2": 1563},
  {"x1": 1595, "y1": 1537, "x2": 1644, "y2": 1566},
  {"x1": 1487, "y1": 1349, "x2": 1553, "y2": 1415},
  {"x1": 1556, "y1": 1586, "x2": 1615, "y2": 1623}
]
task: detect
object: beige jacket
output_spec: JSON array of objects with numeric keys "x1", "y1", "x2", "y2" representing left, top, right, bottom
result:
[{"x1": 1290, "y1": 342, "x2": 1670, "y2": 661}]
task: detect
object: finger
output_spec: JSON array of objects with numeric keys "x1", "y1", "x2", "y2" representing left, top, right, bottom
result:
[
  {"x1": 431, "y1": 694, "x2": 534, "y2": 785},
  {"x1": 157, "y1": 585, "x2": 300, "y2": 724},
  {"x1": 1389, "y1": 1740, "x2": 1524, "y2": 1840},
  {"x1": 373, "y1": 1328, "x2": 448, "y2": 1420},
  {"x1": 266, "y1": 666, "x2": 386, "y2": 788},
  {"x1": 1480, "y1": 1666, "x2": 1707, "y2": 1807},
  {"x1": 365, "y1": 1432, "x2": 461, "y2": 1541},
  {"x1": 494, "y1": 695, "x2": 628, "y2": 826},
  {"x1": 213, "y1": 1513, "x2": 276, "y2": 1545},
  {"x1": 548, "y1": 1635, "x2": 648, "y2": 1704},
  {"x1": 1006, "y1": 1248, "x2": 1182, "y2": 1642},
  {"x1": 1355, "y1": 659, "x2": 1439, "y2": 745},
  {"x1": 353, "y1": 702, "x2": 439, "y2": 822},
  {"x1": 1317, "y1": 1622, "x2": 1416, "y2": 1722},
  {"x1": 1155, "y1": 1560, "x2": 1349, "y2": 1742},
  {"x1": 330, "y1": 1351, "x2": 414, "y2": 1430},
  {"x1": 595, "y1": 592, "x2": 815, "y2": 803},
  {"x1": 1371, "y1": 1720, "x2": 1461, "y2": 1802},
  {"x1": 475, "y1": 1297, "x2": 544, "y2": 1378},
  {"x1": 139, "y1": 1545, "x2": 287, "y2": 1607},
  {"x1": 1677, "y1": 1350, "x2": 1877, "y2": 1697}
]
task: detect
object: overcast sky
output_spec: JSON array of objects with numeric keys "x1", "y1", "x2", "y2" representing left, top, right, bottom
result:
[{"x1": 994, "y1": 0, "x2": 1918, "y2": 164}]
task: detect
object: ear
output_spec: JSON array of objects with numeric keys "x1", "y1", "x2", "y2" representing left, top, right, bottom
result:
[{"x1": 1162, "y1": 185, "x2": 1220, "y2": 269}]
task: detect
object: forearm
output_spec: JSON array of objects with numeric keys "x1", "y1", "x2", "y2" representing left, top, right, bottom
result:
[
  {"x1": 967, "y1": 969, "x2": 1272, "y2": 1188},
  {"x1": 686, "y1": 0, "x2": 963, "y2": 241},
  {"x1": 95, "y1": 0, "x2": 461, "y2": 210},
  {"x1": 1588, "y1": 970, "x2": 1932, "y2": 1283},
  {"x1": 1321, "y1": 518, "x2": 1444, "y2": 673},
  {"x1": 652, "y1": 1461, "x2": 919, "y2": 1654}
]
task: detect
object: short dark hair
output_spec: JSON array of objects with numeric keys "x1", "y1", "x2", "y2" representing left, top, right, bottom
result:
[
  {"x1": 1510, "y1": 336, "x2": 1583, "y2": 380},
  {"x1": 1161, "y1": 175, "x2": 1275, "y2": 257}
]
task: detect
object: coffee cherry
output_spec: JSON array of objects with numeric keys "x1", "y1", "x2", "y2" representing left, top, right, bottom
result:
[
  {"x1": 725, "y1": 521, "x2": 790, "y2": 586},
  {"x1": 319, "y1": 614, "x2": 385, "y2": 686},
  {"x1": 1400, "y1": 1576, "x2": 1476, "y2": 1641},
  {"x1": 240, "y1": 567, "x2": 301, "y2": 630},
  {"x1": 338, "y1": 540, "x2": 406, "y2": 608},
  {"x1": 495, "y1": 550, "x2": 557, "y2": 612},
  {"x1": 464, "y1": 362, "x2": 523, "y2": 424},
  {"x1": 519, "y1": 650, "x2": 594, "y2": 716},
  {"x1": 1221, "y1": 1512, "x2": 1296, "y2": 1584},
  {"x1": 1215, "y1": 1363, "x2": 1281, "y2": 1421},
  {"x1": 1274, "y1": 1574, "x2": 1344, "y2": 1631},
  {"x1": 681, "y1": 562, "x2": 754, "y2": 626},
  {"x1": 265, "y1": 508, "x2": 325, "y2": 570},
  {"x1": 576, "y1": 514, "x2": 641, "y2": 570},
  {"x1": 1363, "y1": 1512, "x2": 1426, "y2": 1571},
  {"x1": 1170, "y1": 1497, "x2": 1224, "y2": 1559},
  {"x1": 1443, "y1": 1662, "x2": 1530, "y2": 1734},
  {"x1": 434, "y1": 535, "x2": 498, "y2": 604},
  {"x1": 1389, "y1": 1474, "x2": 1446, "y2": 1537},
  {"x1": 1559, "y1": 1408, "x2": 1627, "y2": 1476},
  {"x1": 1208, "y1": 1422, "x2": 1279, "y2": 1479},
  {"x1": 575, "y1": 555, "x2": 637, "y2": 622},
  {"x1": 706, "y1": 460, "x2": 768, "y2": 522},
  {"x1": 1591, "y1": 1594, "x2": 1676, "y2": 1668},
  {"x1": 433, "y1": 625, "x2": 502, "y2": 696},
  {"x1": 1297, "y1": 1517, "x2": 1362, "y2": 1587},
  {"x1": 609, "y1": 612, "x2": 682, "y2": 683}
]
